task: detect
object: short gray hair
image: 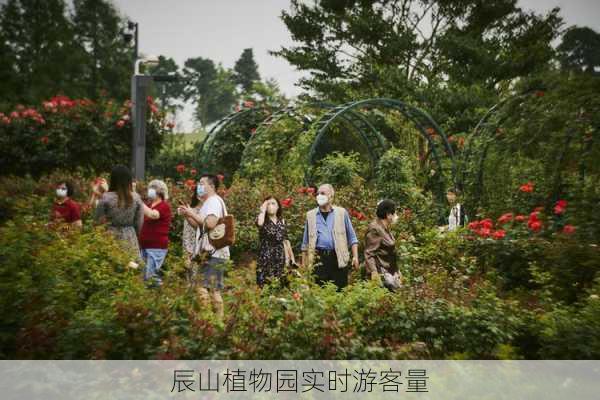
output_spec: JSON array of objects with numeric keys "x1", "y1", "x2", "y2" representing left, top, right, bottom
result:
[
  {"x1": 319, "y1": 183, "x2": 335, "y2": 198},
  {"x1": 148, "y1": 179, "x2": 169, "y2": 200}
]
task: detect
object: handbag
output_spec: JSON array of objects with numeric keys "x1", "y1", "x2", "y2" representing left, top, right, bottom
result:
[
  {"x1": 205, "y1": 196, "x2": 235, "y2": 250},
  {"x1": 382, "y1": 270, "x2": 402, "y2": 290},
  {"x1": 191, "y1": 226, "x2": 210, "y2": 264}
]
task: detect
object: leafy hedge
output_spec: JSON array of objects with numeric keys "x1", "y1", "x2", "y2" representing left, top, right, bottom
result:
[{"x1": 1, "y1": 174, "x2": 599, "y2": 359}]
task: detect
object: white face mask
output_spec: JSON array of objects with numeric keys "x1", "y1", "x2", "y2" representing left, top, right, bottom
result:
[
  {"x1": 316, "y1": 194, "x2": 329, "y2": 207},
  {"x1": 56, "y1": 188, "x2": 67, "y2": 198},
  {"x1": 147, "y1": 188, "x2": 157, "y2": 200},
  {"x1": 267, "y1": 204, "x2": 278, "y2": 215}
]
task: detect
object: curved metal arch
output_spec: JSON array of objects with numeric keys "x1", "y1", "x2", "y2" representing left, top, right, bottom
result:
[
  {"x1": 307, "y1": 98, "x2": 455, "y2": 187},
  {"x1": 239, "y1": 101, "x2": 389, "y2": 178},
  {"x1": 460, "y1": 89, "x2": 545, "y2": 207},
  {"x1": 460, "y1": 89, "x2": 542, "y2": 183},
  {"x1": 197, "y1": 107, "x2": 269, "y2": 165}
]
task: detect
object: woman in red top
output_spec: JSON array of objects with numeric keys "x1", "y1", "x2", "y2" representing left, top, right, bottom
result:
[
  {"x1": 139, "y1": 179, "x2": 172, "y2": 287},
  {"x1": 51, "y1": 181, "x2": 82, "y2": 230}
]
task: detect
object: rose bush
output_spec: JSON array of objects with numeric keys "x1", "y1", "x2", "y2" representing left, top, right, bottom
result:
[
  {"x1": 0, "y1": 95, "x2": 170, "y2": 177},
  {"x1": 0, "y1": 172, "x2": 598, "y2": 359}
]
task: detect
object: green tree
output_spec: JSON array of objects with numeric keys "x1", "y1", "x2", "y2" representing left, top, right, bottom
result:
[
  {"x1": 273, "y1": 0, "x2": 562, "y2": 133},
  {"x1": 147, "y1": 55, "x2": 185, "y2": 112},
  {"x1": 0, "y1": 0, "x2": 85, "y2": 104},
  {"x1": 557, "y1": 26, "x2": 600, "y2": 75},
  {"x1": 234, "y1": 48, "x2": 261, "y2": 92},
  {"x1": 183, "y1": 57, "x2": 237, "y2": 126},
  {"x1": 71, "y1": 0, "x2": 133, "y2": 100},
  {"x1": 250, "y1": 78, "x2": 289, "y2": 108}
]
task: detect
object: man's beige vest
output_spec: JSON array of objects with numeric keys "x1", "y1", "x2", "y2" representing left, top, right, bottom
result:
[{"x1": 306, "y1": 206, "x2": 351, "y2": 268}]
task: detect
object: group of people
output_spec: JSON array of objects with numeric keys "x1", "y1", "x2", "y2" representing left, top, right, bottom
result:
[{"x1": 50, "y1": 165, "x2": 467, "y2": 319}]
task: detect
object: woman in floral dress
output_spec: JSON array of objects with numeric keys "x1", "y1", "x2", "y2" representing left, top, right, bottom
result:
[{"x1": 256, "y1": 196, "x2": 296, "y2": 287}]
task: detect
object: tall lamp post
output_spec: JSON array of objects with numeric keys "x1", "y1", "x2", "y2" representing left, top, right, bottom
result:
[
  {"x1": 124, "y1": 21, "x2": 179, "y2": 181},
  {"x1": 131, "y1": 56, "x2": 159, "y2": 181}
]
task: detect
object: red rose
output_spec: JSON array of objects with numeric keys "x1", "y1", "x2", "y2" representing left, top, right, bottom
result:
[
  {"x1": 497, "y1": 213, "x2": 513, "y2": 225},
  {"x1": 10, "y1": 111, "x2": 19, "y2": 119},
  {"x1": 296, "y1": 187, "x2": 307, "y2": 194},
  {"x1": 535, "y1": 90, "x2": 545, "y2": 97},
  {"x1": 357, "y1": 212, "x2": 367, "y2": 221},
  {"x1": 528, "y1": 220, "x2": 542, "y2": 232},
  {"x1": 468, "y1": 221, "x2": 480, "y2": 230},
  {"x1": 515, "y1": 215, "x2": 526, "y2": 222},
  {"x1": 562, "y1": 225, "x2": 576, "y2": 235},
  {"x1": 425, "y1": 127, "x2": 436, "y2": 137},
  {"x1": 478, "y1": 228, "x2": 492, "y2": 237},
  {"x1": 292, "y1": 292, "x2": 302, "y2": 301},
  {"x1": 306, "y1": 187, "x2": 316, "y2": 195},
  {"x1": 519, "y1": 182, "x2": 534, "y2": 193},
  {"x1": 556, "y1": 200, "x2": 567, "y2": 208},
  {"x1": 492, "y1": 229, "x2": 506, "y2": 240},
  {"x1": 176, "y1": 164, "x2": 186, "y2": 174},
  {"x1": 244, "y1": 100, "x2": 255, "y2": 108},
  {"x1": 250, "y1": 128, "x2": 256, "y2": 135},
  {"x1": 281, "y1": 198, "x2": 293, "y2": 208},
  {"x1": 40, "y1": 136, "x2": 49, "y2": 145},
  {"x1": 554, "y1": 205, "x2": 566, "y2": 215},
  {"x1": 480, "y1": 218, "x2": 493, "y2": 229},
  {"x1": 184, "y1": 179, "x2": 196, "y2": 190},
  {"x1": 190, "y1": 168, "x2": 197, "y2": 176},
  {"x1": 217, "y1": 174, "x2": 225, "y2": 182},
  {"x1": 116, "y1": 120, "x2": 125, "y2": 128}
]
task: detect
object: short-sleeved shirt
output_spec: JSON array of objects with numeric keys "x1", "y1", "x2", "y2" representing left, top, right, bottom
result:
[
  {"x1": 140, "y1": 201, "x2": 172, "y2": 249},
  {"x1": 199, "y1": 195, "x2": 230, "y2": 259},
  {"x1": 52, "y1": 198, "x2": 81, "y2": 223}
]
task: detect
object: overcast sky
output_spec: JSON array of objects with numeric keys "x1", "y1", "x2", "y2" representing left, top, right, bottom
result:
[{"x1": 111, "y1": 0, "x2": 600, "y2": 132}]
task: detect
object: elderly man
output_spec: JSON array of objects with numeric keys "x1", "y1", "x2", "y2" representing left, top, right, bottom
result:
[{"x1": 301, "y1": 183, "x2": 359, "y2": 290}]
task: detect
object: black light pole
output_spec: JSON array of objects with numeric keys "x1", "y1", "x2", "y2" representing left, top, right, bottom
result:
[
  {"x1": 124, "y1": 20, "x2": 179, "y2": 181},
  {"x1": 123, "y1": 20, "x2": 139, "y2": 66}
]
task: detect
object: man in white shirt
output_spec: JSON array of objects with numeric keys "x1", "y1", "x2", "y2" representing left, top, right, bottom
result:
[{"x1": 179, "y1": 174, "x2": 229, "y2": 319}]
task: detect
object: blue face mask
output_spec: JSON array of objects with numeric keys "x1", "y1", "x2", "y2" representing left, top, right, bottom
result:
[{"x1": 196, "y1": 184, "x2": 205, "y2": 196}]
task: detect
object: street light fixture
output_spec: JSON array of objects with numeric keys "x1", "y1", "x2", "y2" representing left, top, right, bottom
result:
[{"x1": 134, "y1": 55, "x2": 160, "y2": 76}]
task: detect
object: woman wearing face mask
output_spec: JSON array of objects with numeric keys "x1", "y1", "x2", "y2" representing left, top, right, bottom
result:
[
  {"x1": 139, "y1": 180, "x2": 172, "y2": 287},
  {"x1": 180, "y1": 182, "x2": 204, "y2": 285},
  {"x1": 255, "y1": 196, "x2": 296, "y2": 287},
  {"x1": 364, "y1": 199, "x2": 402, "y2": 291},
  {"x1": 51, "y1": 180, "x2": 82, "y2": 230}
]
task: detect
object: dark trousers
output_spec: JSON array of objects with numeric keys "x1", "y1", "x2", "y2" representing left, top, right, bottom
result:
[{"x1": 313, "y1": 249, "x2": 348, "y2": 290}]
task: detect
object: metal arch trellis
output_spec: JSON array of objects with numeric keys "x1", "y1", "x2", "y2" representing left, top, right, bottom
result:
[
  {"x1": 196, "y1": 107, "x2": 264, "y2": 160},
  {"x1": 238, "y1": 101, "x2": 390, "y2": 177},
  {"x1": 307, "y1": 98, "x2": 456, "y2": 195},
  {"x1": 459, "y1": 89, "x2": 541, "y2": 194},
  {"x1": 458, "y1": 88, "x2": 572, "y2": 210}
]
